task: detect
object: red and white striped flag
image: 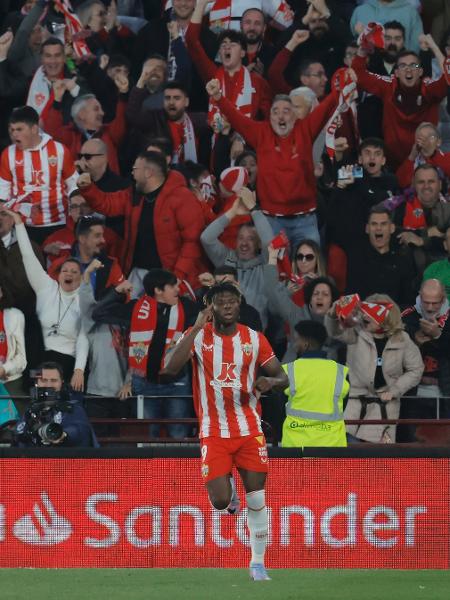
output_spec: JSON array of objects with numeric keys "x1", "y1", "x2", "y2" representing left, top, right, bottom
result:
[{"x1": 53, "y1": 0, "x2": 92, "y2": 59}]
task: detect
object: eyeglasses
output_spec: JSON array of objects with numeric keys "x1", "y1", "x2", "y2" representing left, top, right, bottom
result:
[
  {"x1": 296, "y1": 253, "x2": 315, "y2": 262},
  {"x1": 396, "y1": 62, "x2": 421, "y2": 70},
  {"x1": 77, "y1": 153, "x2": 104, "y2": 160}
]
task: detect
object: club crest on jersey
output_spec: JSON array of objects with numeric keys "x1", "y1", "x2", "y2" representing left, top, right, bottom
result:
[
  {"x1": 131, "y1": 343, "x2": 146, "y2": 363},
  {"x1": 48, "y1": 155, "x2": 58, "y2": 167},
  {"x1": 241, "y1": 342, "x2": 252, "y2": 356},
  {"x1": 201, "y1": 464, "x2": 209, "y2": 478},
  {"x1": 212, "y1": 362, "x2": 242, "y2": 389}
]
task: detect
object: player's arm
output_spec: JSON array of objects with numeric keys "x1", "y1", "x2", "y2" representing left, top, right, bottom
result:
[
  {"x1": 160, "y1": 306, "x2": 213, "y2": 377},
  {"x1": 255, "y1": 357, "x2": 289, "y2": 393}
]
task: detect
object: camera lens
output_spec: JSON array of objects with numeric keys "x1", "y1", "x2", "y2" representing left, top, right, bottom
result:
[{"x1": 38, "y1": 422, "x2": 64, "y2": 443}]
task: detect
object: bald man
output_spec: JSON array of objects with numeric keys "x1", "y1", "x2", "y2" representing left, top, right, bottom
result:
[
  {"x1": 77, "y1": 139, "x2": 128, "y2": 193},
  {"x1": 400, "y1": 279, "x2": 450, "y2": 441}
]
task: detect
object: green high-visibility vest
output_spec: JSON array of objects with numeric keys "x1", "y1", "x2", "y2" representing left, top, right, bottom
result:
[{"x1": 281, "y1": 358, "x2": 349, "y2": 448}]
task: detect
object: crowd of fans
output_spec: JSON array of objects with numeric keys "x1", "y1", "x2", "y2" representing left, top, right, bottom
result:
[{"x1": 0, "y1": 0, "x2": 449, "y2": 445}]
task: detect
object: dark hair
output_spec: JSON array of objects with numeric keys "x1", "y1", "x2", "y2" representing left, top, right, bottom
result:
[
  {"x1": 9, "y1": 105, "x2": 39, "y2": 126},
  {"x1": 214, "y1": 265, "x2": 238, "y2": 280},
  {"x1": 294, "y1": 320, "x2": 327, "y2": 348},
  {"x1": 58, "y1": 257, "x2": 82, "y2": 273},
  {"x1": 303, "y1": 276, "x2": 339, "y2": 307},
  {"x1": 163, "y1": 80, "x2": 189, "y2": 96},
  {"x1": 241, "y1": 7, "x2": 265, "y2": 23},
  {"x1": 75, "y1": 215, "x2": 105, "y2": 238},
  {"x1": 41, "y1": 37, "x2": 64, "y2": 51},
  {"x1": 359, "y1": 137, "x2": 385, "y2": 154},
  {"x1": 414, "y1": 163, "x2": 440, "y2": 178},
  {"x1": 144, "y1": 53, "x2": 167, "y2": 64},
  {"x1": 204, "y1": 282, "x2": 242, "y2": 305},
  {"x1": 38, "y1": 361, "x2": 65, "y2": 381},
  {"x1": 143, "y1": 268, "x2": 177, "y2": 297},
  {"x1": 297, "y1": 58, "x2": 324, "y2": 77},
  {"x1": 217, "y1": 29, "x2": 247, "y2": 50},
  {"x1": 235, "y1": 150, "x2": 257, "y2": 167},
  {"x1": 367, "y1": 204, "x2": 393, "y2": 222},
  {"x1": 69, "y1": 189, "x2": 86, "y2": 200},
  {"x1": 145, "y1": 136, "x2": 173, "y2": 159},
  {"x1": 180, "y1": 160, "x2": 208, "y2": 185},
  {"x1": 137, "y1": 150, "x2": 168, "y2": 178},
  {"x1": 384, "y1": 20, "x2": 406, "y2": 36},
  {"x1": 395, "y1": 50, "x2": 421, "y2": 67},
  {"x1": 106, "y1": 53, "x2": 131, "y2": 72}
]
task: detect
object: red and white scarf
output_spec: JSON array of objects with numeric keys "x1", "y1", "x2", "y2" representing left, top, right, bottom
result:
[
  {"x1": 168, "y1": 115, "x2": 197, "y2": 164},
  {"x1": 208, "y1": 65, "x2": 254, "y2": 128},
  {"x1": 325, "y1": 70, "x2": 358, "y2": 159},
  {"x1": 0, "y1": 311, "x2": 8, "y2": 366},
  {"x1": 53, "y1": 0, "x2": 92, "y2": 59},
  {"x1": 27, "y1": 66, "x2": 60, "y2": 119},
  {"x1": 128, "y1": 295, "x2": 185, "y2": 377},
  {"x1": 208, "y1": 0, "x2": 292, "y2": 32}
]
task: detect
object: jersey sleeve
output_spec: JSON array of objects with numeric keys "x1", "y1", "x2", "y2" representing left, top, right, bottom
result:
[{"x1": 257, "y1": 332, "x2": 276, "y2": 368}]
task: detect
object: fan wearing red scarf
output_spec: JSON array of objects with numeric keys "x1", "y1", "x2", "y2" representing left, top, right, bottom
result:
[{"x1": 185, "y1": 0, "x2": 272, "y2": 126}]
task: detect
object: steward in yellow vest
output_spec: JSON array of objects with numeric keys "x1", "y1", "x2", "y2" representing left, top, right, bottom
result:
[{"x1": 281, "y1": 320, "x2": 349, "y2": 448}]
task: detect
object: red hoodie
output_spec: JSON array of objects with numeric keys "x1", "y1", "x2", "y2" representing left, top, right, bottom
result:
[{"x1": 217, "y1": 92, "x2": 338, "y2": 216}]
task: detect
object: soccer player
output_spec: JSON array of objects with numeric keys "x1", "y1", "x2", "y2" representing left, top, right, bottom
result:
[{"x1": 162, "y1": 282, "x2": 288, "y2": 580}]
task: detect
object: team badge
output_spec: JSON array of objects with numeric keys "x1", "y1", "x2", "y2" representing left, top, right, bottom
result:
[
  {"x1": 0, "y1": 333, "x2": 5, "y2": 343},
  {"x1": 131, "y1": 343, "x2": 147, "y2": 363},
  {"x1": 241, "y1": 343, "x2": 252, "y2": 356},
  {"x1": 48, "y1": 155, "x2": 58, "y2": 167},
  {"x1": 201, "y1": 464, "x2": 209, "y2": 478}
]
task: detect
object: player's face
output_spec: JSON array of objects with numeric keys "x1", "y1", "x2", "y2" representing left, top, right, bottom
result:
[
  {"x1": 366, "y1": 213, "x2": 394, "y2": 252},
  {"x1": 58, "y1": 261, "x2": 82, "y2": 293},
  {"x1": 173, "y1": 0, "x2": 195, "y2": 20},
  {"x1": 290, "y1": 94, "x2": 312, "y2": 120},
  {"x1": 212, "y1": 292, "x2": 240, "y2": 326}
]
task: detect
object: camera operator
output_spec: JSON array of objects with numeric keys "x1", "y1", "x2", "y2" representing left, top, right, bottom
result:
[{"x1": 14, "y1": 362, "x2": 99, "y2": 447}]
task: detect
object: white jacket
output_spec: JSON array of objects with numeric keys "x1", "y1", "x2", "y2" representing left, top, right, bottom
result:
[{"x1": 0, "y1": 308, "x2": 27, "y2": 383}]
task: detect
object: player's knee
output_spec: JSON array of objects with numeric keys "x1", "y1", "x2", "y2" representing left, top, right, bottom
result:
[
  {"x1": 246, "y1": 489, "x2": 265, "y2": 511},
  {"x1": 210, "y1": 495, "x2": 230, "y2": 511}
]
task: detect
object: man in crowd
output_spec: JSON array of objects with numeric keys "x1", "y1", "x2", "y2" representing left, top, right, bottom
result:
[
  {"x1": 162, "y1": 282, "x2": 288, "y2": 580},
  {"x1": 346, "y1": 206, "x2": 416, "y2": 308},
  {"x1": 423, "y1": 226, "x2": 450, "y2": 302},
  {"x1": 0, "y1": 105, "x2": 78, "y2": 244},
  {"x1": 77, "y1": 150, "x2": 207, "y2": 293},
  {"x1": 240, "y1": 8, "x2": 275, "y2": 76}
]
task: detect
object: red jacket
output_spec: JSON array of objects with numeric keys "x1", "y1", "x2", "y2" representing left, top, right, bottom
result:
[
  {"x1": 396, "y1": 150, "x2": 450, "y2": 189},
  {"x1": 185, "y1": 22, "x2": 272, "y2": 119},
  {"x1": 352, "y1": 55, "x2": 448, "y2": 169},
  {"x1": 42, "y1": 98, "x2": 127, "y2": 174},
  {"x1": 81, "y1": 170, "x2": 208, "y2": 287},
  {"x1": 217, "y1": 91, "x2": 338, "y2": 215}
]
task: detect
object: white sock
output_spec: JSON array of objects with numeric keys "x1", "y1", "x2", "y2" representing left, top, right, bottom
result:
[{"x1": 246, "y1": 490, "x2": 268, "y2": 565}]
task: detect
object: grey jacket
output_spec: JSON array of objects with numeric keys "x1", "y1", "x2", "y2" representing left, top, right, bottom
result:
[{"x1": 200, "y1": 210, "x2": 273, "y2": 328}]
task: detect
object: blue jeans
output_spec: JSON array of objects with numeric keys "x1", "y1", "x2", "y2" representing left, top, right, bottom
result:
[
  {"x1": 132, "y1": 374, "x2": 193, "y2": 439},
  {"x1": 266, "y1": 212, "x2": 320, "y2": 252}
]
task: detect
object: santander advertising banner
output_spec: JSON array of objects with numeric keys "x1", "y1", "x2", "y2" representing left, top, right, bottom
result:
[{"x1": 0, "y1": 458, "x2": 448, "y2": 568}]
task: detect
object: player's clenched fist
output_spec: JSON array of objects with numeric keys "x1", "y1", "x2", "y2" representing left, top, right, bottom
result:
[
  {"x1": 206, "y1": 79, "x2": 222, "y2": 101},
  {"x1": 77, "y1": 172, "x2": 92, "y2": 188}
]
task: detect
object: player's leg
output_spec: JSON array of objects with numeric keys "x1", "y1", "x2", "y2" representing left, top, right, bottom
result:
[
  {"x1": 201, "y1": 438, "x2": 234, "y2": 511},
  {"x1": 206, "y1": 475, "x2": 234, "y2": 511}
]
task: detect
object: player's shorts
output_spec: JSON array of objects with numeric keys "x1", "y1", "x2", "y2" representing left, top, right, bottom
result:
[{"x1": 199, "y1": 434, "x2": 268, "y2": 482}]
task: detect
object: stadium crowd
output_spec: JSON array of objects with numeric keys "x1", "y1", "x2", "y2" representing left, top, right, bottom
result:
[{"x1": 0, "y1": 0, "x2": 450, "y2": 446}]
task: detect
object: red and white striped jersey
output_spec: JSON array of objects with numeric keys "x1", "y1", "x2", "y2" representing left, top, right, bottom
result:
[
  {"x1": 0, "y1": 134, "x2": 77, "y2": 226},
  {"x1": 188, "y1": 322, "x2": 275, "y2": 438}
]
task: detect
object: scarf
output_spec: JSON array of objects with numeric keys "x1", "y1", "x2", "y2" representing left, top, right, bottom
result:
[
  {"x1": 357, "y1": 22, "x2": 385, "y2": 53},
  {"x1": 402, "y1": 195, "x2": 427, "y2": 230},
  {"x1": 0, "y1": 310, "x2": 8, "y2": 366},
  {"x1": 325, "y1": 71, "x2": 358, "y2": 159},
  {"x1": 53, "y1": 0, "x2": 92, "y2": 59},
  {"x1": 168, "y1": 114, "x2": 197, "y2": 164},
  {"x1": 208, "y1": 0, "x2": 292, "y2": 32},
  {"x1": 27, "y1": 66, "x2": 61, "y2": 120},
  {"x1": 128, "y1": 295, "x2": 185, "y2": 377},
  {"x1": 208, "y1": 65, "x2": 254, "y2": 130},
  {"x1": 414, "y1": 296, "x2": 450, "y2": 326}
]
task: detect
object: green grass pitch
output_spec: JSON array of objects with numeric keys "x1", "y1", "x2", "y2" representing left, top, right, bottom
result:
[{"x1": 1, "y1": 569, "x2": 450, "y2": 600}]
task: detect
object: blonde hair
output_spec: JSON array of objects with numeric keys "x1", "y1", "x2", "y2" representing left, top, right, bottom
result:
[
  {"x1": 292, "y1": 239, "x2": 327, "y2": 277},
  {"x1": 364, "y1": 293, "x2": 404, "y2": 337}
]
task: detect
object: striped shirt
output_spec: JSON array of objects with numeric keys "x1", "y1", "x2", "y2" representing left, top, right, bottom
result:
[
  {"x1": 0, "y1": 134, "x2": 77, "y2": 226},
  {"x1": 189, "y1": 322, "x2": 275, "y2": 438}
]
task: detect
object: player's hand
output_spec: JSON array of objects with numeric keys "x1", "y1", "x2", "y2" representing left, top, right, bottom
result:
[
  {"x1": 206, "y1": 79, "x2": 222, "y2": 101},
  {"x1": 53, "y1": 79, "x2": 68, "y2": 102},
  {"x1": 255, "y1": 376, "x2": 273, "y2": 394},
  {"x1": 77, "y1": 172, "x2": 92, "y2": 188},
  {"x1": 194, "y1": 305, "x2": 213, "y2": 328}
]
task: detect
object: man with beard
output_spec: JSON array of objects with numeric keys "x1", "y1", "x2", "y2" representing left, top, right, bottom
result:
[
  {"x1": 76, "y1": 150, "x2": 207, "y2": 294},
  {"x1": 358, "y1": 21, "x2": 406, "y2": 138},
  {"x1": 240, "y1": 8, "x2": 275, "y2": 76},
  {"x1": 126, "y1": 80, "x2": 210, "y2": 166},
  {"x1": 268, "y1": 1, "x2": 351, "y2": 93},
  {"x1": 352, "y1": 46, "x2": 448, "y2": 169}
]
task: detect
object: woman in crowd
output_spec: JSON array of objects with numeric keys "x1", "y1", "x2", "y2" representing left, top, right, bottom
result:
[
  {"x1": 325, "y1": 293, "x2": 424, "y2": 443},
  {"x1": 285, "y1": 239, "x2": 328, "y2": 307},
  {"x1": 264, "y1": 242, "x2": 340, "y2": 361},
  {"x1": 6, "y1": 210, "x2": 88, "y2": 390},
  {"x1": 0, "y1": 280, "x2": 27, "y2": 416}
]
